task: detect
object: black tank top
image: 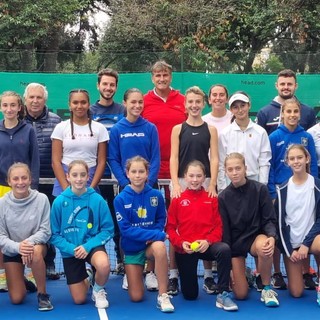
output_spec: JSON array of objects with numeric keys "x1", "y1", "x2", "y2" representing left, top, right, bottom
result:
[{"x1": 178, "y1": 121, "x2": 211, "y2": 177}]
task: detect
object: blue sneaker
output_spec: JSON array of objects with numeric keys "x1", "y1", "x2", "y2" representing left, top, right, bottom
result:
[
  {"x1": 317, "y1": 286, "x2": 320, "y2": 306},
  {"x1": 216, "y1": 291, "x2": 238, "y2": 311}
]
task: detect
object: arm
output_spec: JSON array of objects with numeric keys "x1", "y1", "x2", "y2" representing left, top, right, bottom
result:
[
  {"x1": 217, "y1": 132, "x2": 227, "y2": 192},
  {"x1": 166, "y1": 199, "x2": 184, "y2": 248},
  {"x1": 114, "y1": 196, "x2": 166, "y2": 242},
  {"x1": 108, "y1": 127, "x2": 129, "y2": 187},
  {"x1": 90, "y1": 141, "x2": 107, "y2": 189},
  {"x1": 169, "y1": 124, "x2": 182, "y2": 198},
  {"x1": 153, "y1": 194, "x2": 166, "y2": 231},
  {"x1": 208, "y1": 126, "x2": 218, "y2": 197},
  {"x1": 26, "y1": 195, "x2": 51, "y2": 245},
  {"x1": 147, "y1": 126, "x2": 160, "y2": 187},
  {"x1": 50, "y1": 200, "x2": 77, "y2": 256},
  {"x1": 205, "y1": 198, "x2": 222, "y2": 243},
  {"x1": 307, "y1": 134, "x2": 318, "y2": 178},
  {"x1": 29, "y1": 128, "x2": 40, "y2": 189},
  {"x1": 267, "y1": 134, "x2": 277, "y2": 199},
  {"x1": 52, "y1": 139, "x2": 69, "y2": 190},
  {"x1": 258, "y1": 131, "x2": 271, "y2": 185},
  {"x1": 218, "y1": 196, "x2": 231, "y2": 246}
]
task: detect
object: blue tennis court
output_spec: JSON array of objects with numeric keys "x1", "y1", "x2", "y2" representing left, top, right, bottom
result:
[{"x1": 1, "y1": 240, "x2": 319, "y2": 320}]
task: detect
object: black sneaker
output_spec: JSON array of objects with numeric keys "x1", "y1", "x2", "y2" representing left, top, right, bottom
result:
[
  {"x1": 203, "y1": 277, "x2": 219, "y2": 294},
  {"x1": 254, "y1": 274, "x2": 263, "y2": 292},
  {"x1": 46, "y1": 267, "x2": 60, "y2": 280},
  {"x1": 303, "y1": 273, "x2": 316, "y2": 290},
  {"x1": 167, "y1": 277, "x2": 179, "y2": 295},
  {"x1": 24, "y1": 276, "x2": 37, "y2": 293},
  {"x1": 271, "y1": 272, "x2": 287, "y2": 290},
  {"x1": 37, "y1": 293, "x2": 53, "y2": 311}
]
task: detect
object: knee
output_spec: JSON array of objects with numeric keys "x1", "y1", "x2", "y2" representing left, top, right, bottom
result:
[
  {"x1": 152, "y1": 242, "x2": 167, "y2": 256},
  {"x1": 10, "y1": 292, "x2": 26, "y2": 305},
  {"x1": 289, "y1": 287, "x2": 303, "y2": 298},
  {"x1": 73, "y1": 296, "x2": 87, "y2": 305},
  {"x1": 129, "y1": 292, "x2": 144, "y2": 302}
]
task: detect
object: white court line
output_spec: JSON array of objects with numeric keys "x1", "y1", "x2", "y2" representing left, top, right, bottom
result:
[{"x1": 98, "y1": 308, "x2": 109, "y2": 320}]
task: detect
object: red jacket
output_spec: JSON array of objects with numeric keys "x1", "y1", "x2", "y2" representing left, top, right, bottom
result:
[
  {"x1": 143, "y1": 89, "x2": 186, "y2": 178},
  {"x1": 166, "y1": 188, "x2": 222, "y2": 254}
]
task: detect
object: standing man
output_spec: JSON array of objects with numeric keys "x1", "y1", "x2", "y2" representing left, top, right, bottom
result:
[
  {"x1": 24, "y1": 82, "x2": 61, "y2": 281},
  {"x1": 142, "y1": 60, "x2": 186, "y2": 294},
  {"x1": 256, "y1": 69, "x2": 316, "y2": 135},
  {"x1": 90, "y1": 68, "x2": 125, "y2": 275}
]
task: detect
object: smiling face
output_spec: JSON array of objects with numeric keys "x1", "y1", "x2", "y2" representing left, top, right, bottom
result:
[
  {"x1": 97, "y1": 75, "x2": 117, "y2": 102},
  {"x1": 1, "y1": 95, "x2": 21, "y2": 121},
  {"x1": 276, "y1": 76, "x2": 297, "y2": 100},
  {"x1": 124, "y1": 91, "x2": 144, "y2": 121},
  {"x1": 282, "y1": 101, "x2": 300, "y2": 131},
  {"x1": 126, "y1": 160, "x2": 148, "y2": 191},
  {"x1": 25, "y1": 86, "x2": 46, "y2": 118},
  {"x1": 152, "y1": 69, "x2": 172, "y2": 93},
  {"x1": 286, "y1": 146, "x2": 309, "y2": 175},
  {"x1": 230, "y1": 100, "x2": 250, "y2": 122},
  {"x1": 185, "y1": 92, "x2": 205, "y2": 117},
  {"x1": 8, "y1": 166, "x2": 31, "y2": 199},
  {"x1": 184, "y1": 164, "x2": 205, "y2": 190},
  {"x1": 67, "y1": 163, "x2": 89, "y2": 195},
  {"x1": 208, "y1": 85, "x2": 228, "y2": 112}
]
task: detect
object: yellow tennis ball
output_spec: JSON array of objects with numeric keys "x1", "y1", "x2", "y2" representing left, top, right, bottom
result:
[
  {"x1": 87, "y1": 223, "x2": 93, "y2": 229},
  {"x1": 190, "y1": 241, "x2": 200, "y2": 251}
]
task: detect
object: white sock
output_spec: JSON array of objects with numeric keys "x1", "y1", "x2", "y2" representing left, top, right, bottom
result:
[
  {"x1": 169, "y1": 269, "x2": 179, "y2": 279},
  {"x1": 204, "y1": 269, "x2": 213, "y2": 279}
]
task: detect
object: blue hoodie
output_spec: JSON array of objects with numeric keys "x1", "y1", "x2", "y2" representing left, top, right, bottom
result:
[
  {"x1": 114, "y1": 184, "x2": 166, "y2": 255},
  {"x1": 50, "y1": 187, "x2": 114, "y2": 258},
  {"x1": 109, "y1": 116, "x2": 160, "y2": 187},
  {"x1": 268, "y1": 124, "x2": 318, "y2": 199}
]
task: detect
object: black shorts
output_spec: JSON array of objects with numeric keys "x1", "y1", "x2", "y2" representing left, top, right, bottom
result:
[
  {"x1": 3, "y1": 244, "x2": 50, "y2": 263},
  {"x1": 63, "y1": 246, "x2": 106, "y2": 285}
]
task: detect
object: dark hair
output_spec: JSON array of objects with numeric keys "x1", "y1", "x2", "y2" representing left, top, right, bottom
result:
[
  {"x1": 285, "y1": 144, "x2": 310, "y2": 174},
  {"x1": 183, "y1": 160, "x2": 206, "y2": 176},
  {"x1": 68, "y1": 160, "x2": 89, "y2": 174},
  {"x1": 277, "y1": 69, "x2": 296, "y2": 81},
  {"x1": 97, "y1": 68, "x2": 119, "y2": 85},
  {"x1": 123, "y1": 88, "x2": 143, "y2": 102},
  {"x1": 229, "y1": 91, "x2": 250, "y2": 123},
  {"x1": 208, "y1": 84, "x2": 229, "y2": 99},
  {"x1": 0, "y1": 91, "x2": 25, "y2": 120},
  {"x1": 150, "y1": 60, "x2": 172, "y2": 74},
  {"x1": 125, "y1": 156, "x2": 150, "y2": 172},
  {"x1": 69, "y1": 89, "x2": 93, "y2": 140}
]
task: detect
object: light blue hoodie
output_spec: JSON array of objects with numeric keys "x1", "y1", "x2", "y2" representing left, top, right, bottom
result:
[{"x1": 50, "y1": 187, "x2": 114, "y2": 258}]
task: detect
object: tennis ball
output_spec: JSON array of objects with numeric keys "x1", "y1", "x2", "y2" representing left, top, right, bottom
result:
[
  {"x1": 87, "y1": 223, "x2": 93, "y2": 229},
  {"x1": 190, "y1": 241, "x2": 200, "y2": 251}
]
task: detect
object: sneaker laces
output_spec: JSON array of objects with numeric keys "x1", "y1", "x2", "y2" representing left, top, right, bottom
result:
[
  {"x1": 96, "y1": 289, "x2": 107, "y2": 300},
  {"x1": 159, "y1": 293, "x2": 173, "y2": 306},
  {"x1": 264, "y1": 289, "x2": 278, "y2": 299}
]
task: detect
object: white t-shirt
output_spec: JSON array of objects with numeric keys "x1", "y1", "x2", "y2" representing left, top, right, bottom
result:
[
  {"x1": 51, "y1": 119, "x2": 109, "y2": 168},
  {"x1": 285, "y1": 175, "x2": 315, "y2": 248},
  {"x1": 307, "y1": 123, "x2": 320, "y2": 167},
  {"x1": 202, "y1": 109, "x2": 233, "y2": 134}
]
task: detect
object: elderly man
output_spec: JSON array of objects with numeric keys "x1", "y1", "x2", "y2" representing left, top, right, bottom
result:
[{"x1": 25, "y1": 83, "x2": 61, "y2": 281}]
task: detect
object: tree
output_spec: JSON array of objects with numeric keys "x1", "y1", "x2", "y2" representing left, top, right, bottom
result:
[
  {"x1": 0, "y1": 0, "x2": 110, "y2": 72},
  {"x1": 99, "y1": 0, "x2": 320, "y2": 73}
]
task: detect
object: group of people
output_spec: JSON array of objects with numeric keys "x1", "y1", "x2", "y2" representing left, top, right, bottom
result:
[{"x1": 0, "y1": 62, "x2": 319, "y2": 315}]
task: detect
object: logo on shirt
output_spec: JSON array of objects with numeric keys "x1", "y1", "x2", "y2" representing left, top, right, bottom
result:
[
  {"x1": 301, "y1": 137, "x2": 308, "y2": 147},
  {"x1": 137, "y1": 206, "x2": 147, "y2": 218},
  {"x1": 116, "y1": 212, "x2": 123, "y2": 222},
  {"x1": 120, "y1": 133, "x2": 145, "y2": 138},
  {"x1": 192, "y1": 132, "x2": 199, "y2": 136},
  {"x1": 180, "y1": 199, "x2": 191, "y2": 207},
  {"x1": 150, "y1": 197, "x2": 158, "y2": 207}
]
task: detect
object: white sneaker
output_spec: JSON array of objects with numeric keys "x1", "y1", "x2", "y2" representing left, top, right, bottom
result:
[
  {"x1": 145, "y1": 271, "x2": 158, "y2": 291},
  {"x1": 122, "y1": 274, "x2": 128, "y2": 290},
  {"x1": 157, "y1": 293, "x2": 174, "y2": 312},
  {"x1": 92, "y1": 289, "x2": 109, "y2": 309}
]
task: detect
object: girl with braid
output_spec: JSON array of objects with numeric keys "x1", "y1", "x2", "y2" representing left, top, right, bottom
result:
[{"x1": 51, "y1": 89, "x2": 108, "y2": 196}]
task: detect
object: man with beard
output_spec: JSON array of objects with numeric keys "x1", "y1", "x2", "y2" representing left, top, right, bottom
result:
[
  {"x1": 90, "y1": 68, "x2": 125, "y2": 275},
  {"x1": 256, "y1": 69, "x2": 316, "y2": 135}
]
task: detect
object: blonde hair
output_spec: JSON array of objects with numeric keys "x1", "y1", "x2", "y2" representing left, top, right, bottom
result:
[
  {"x1": 224, "y1": 152, "x2": 246, "y2": 167},
  {"x1": 185, "y1": 86, "x2": 205, "y2": 102},
  {"x1": 125, "y1": 156, "x2": 150, "y2": 172},
  {"x1": 7, "y1": 162, "x2": 31, "y2": 181},
  {"x1": 68, "y1": 160, "x2": 89, "y2": 174}
]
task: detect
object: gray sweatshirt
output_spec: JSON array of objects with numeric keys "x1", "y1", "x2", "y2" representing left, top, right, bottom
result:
[{"x1": 0, "y1": 189, "x2": 51, "y2": 256}]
